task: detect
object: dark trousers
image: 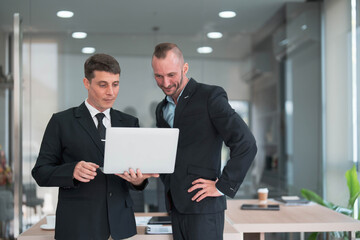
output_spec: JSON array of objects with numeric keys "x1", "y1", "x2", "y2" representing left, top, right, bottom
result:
[{"x1": 170, "y1": 208, "x2": 224, "y2": 240}]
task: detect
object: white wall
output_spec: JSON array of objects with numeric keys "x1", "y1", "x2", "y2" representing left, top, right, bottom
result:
[
  {"x1": 59, "y1": 54, "x2": 250, "y2": 128},
  {"x1": 324, "y1": 0, "x2": 353, "y2": 207},
  {"x1": 22, "y1": 40, "x2": 59, "y2": 215}
]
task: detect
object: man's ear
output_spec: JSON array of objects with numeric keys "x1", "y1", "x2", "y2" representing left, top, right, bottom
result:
[
  {"x1": 183, "y1": 62, "x2": 189, "y2": 74},
  {"x1": 83, "y1": 77, "x2": 90, "y2": 90}
]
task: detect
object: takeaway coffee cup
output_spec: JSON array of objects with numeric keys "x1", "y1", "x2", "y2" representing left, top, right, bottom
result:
[
  {"x1": 46, "y1": 215, "x2": 56, "y2": 227},
  {"x1": 257, "y1": 188, "x2": 269, "y2": 204}
]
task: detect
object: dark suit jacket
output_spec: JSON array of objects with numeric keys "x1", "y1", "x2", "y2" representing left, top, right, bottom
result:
[
  {"x1": 32, "y1": 102, "x2": 145, "y2": 240},
  {"x1": 156, "y1": 78, "x2": 257, "y2": 214}
]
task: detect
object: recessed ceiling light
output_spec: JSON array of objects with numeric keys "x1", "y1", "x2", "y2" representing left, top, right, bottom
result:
[
  {"x1": 56, "y1": 10, "x2": 74, "y2": 18},
  {"x1": 82, "y1": 47, "x2": 96, "y2": 54},
  {"x1": 207, "y1": 32, "x2": 223, "y2": 39},
  {"x1": 197, "y1": 46, "x2": 213, "y2": 54},
  {"x1": 219, "y1": 11, "x2": 236, "y2": 18},
  {"x1": 72, "y1": 32, "x2": 87, "y2": 39}
]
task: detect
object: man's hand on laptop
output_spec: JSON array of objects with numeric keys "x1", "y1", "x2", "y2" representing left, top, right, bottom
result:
[{"x1": 116, "y1": 168, "x2": 159, "y2": 186}]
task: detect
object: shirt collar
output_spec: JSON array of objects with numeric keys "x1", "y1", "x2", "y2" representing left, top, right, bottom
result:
[{"x1": 85, "y1": 99, "x2": 111, "y2": 120}]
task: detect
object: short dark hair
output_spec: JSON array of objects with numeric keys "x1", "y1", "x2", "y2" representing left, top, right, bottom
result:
[
  {"x1": 84, "y1": 53, "x2": 121, "y2": 81},
  {"x1": 152, "y1": 42, "x2": 183, "y2": 59}
]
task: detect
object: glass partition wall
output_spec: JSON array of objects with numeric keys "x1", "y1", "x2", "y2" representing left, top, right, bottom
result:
[
  {"x1": 0, "y1": 13, "x2": 25, "y2": 238},
  {"x1": 1, "y1": 0, "x2": 358, "y2": 239},
  {"x1": 0, "y1": 33, "x2": 15, "y2": 239},
  {"x1": 247, "y1": 2, "x2": 323, "y2": 199}
]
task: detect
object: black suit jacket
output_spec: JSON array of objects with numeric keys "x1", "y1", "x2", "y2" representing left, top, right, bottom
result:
[
  {"x1": 156, "y1": 78, "x2": 257, "y2": 214},
  {"x1": 32, "y1": 102, "x2": 144, "y2": 240}
]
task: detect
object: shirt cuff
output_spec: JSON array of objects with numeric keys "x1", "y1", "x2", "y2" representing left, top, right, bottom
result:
[{"x1": 216, "y1": 187, "x2": 224, "y2": 196}]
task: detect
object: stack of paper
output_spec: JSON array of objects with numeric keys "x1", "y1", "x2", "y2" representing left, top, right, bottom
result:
[
  {"x1": 275, "y1": 196, "x2": 310, "y2": 205},
  {"x1": 135, "y1": 216, "x2": 152, "y2": 226},
  {"x1": 146, "y1": 225, "x2": 172, "y2": 234}
]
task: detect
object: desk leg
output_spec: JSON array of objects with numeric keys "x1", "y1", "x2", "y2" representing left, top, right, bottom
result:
[
  {"x1": 244, "y1": 233, "x2": 262, "y2": 240},
  {"x1": 260, "y1": 232, "x2": 265, "y2": 240},
  {"x1": 351, "y1": 231, "x2": 355, "y2": 240},
  {"x1": 300, "y1": 232, "x2": 304, "y2": 240}
]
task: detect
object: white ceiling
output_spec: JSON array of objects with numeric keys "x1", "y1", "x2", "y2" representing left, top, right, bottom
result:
[{"x1": 0, "y1": 0, "x2": 305, "y2": 59}]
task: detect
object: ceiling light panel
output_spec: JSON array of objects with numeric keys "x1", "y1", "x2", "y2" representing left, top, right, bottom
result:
[
  {"x1": 72, "y1": 32, "x2": 87, "y2": 39},
  {"x1": 207, "y1": 32, "x2": 223, "y2": 39},
  {"x1": 56, "y1": 10, "x2": 74, "y2": 18},
  {"x1": 197, "y1": 46, "x2": 213, "y2": 54},
  {"x1": 219, "y1": 11, "x2": 236, "y2": 18},
  {"x1": 82, "y1": 47, "x2": 96, "y2": 54}
]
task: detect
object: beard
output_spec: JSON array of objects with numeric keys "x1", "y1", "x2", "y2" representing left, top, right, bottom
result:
[{"x1": 164, "y1": 71, "x2": 184, "y2": 98}]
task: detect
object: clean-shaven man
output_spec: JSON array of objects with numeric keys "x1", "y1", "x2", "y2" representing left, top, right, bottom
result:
[{"x1": 32, "y1": 53, "x2": 158, "y2": 240}]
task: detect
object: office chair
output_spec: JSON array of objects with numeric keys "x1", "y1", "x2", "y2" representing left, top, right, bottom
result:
[{"x1": 22, "y1": 183, "x2": 44, "y2": 215}]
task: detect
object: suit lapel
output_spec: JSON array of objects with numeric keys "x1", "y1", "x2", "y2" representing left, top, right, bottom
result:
[
  {"x1": 75, "y1": 102, "x2": 105, "y2": 155},
  {"x1": 173, "y1": 78, "x2": 197, "y2": 127},
  {"x1": 110, "y1": 108, "x2": 124, "y2": 127},
  {"x1": 156, "y1": 98, "x2": 171, "y2": 128}
]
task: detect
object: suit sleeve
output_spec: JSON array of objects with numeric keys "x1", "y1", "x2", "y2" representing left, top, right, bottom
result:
[
  {"x1": 32, "y1": 114, "x2": 78, "y2": 188},
  {"x1": 209, "y1": 87, "x2": 257, "y2": 198}
]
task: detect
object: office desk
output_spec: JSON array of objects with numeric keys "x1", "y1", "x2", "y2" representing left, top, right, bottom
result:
[
  {"x1": 18, "y1": 212, "x2": 241, "y2": 240},
  {"x1": 225, "y1": 199, "x2": 360, "y2": 240},
  {"x1": 17, "y1": 199, "x2": 360, "y2": 240},
  {"x1": 17, "y1": 216, "x2": 53, "y2": 240}
]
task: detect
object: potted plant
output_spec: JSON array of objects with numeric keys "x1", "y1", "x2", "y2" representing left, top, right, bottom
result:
[
  {"x1": 0, "y1": 146, "x2": 12, "y2": 188},
  {"x1": 301, "y1": 165, "x2": 360, "y2": 240}
]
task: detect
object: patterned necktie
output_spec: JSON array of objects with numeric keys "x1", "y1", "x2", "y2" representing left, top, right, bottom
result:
[{"x1": 95, "y1": 113, "x2": 106, "y2": 141}]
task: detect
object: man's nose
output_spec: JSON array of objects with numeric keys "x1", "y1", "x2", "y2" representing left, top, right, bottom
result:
[
  {"x1": 163, "y1": 77, "x2": 171, "y2": 88},
  {"x1": 106, "y1": 86, "x2": 114, "y2": 95}
]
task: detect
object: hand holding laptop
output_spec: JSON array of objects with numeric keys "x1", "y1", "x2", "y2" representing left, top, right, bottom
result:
[{"x1": 116, "y1": 168, "x2": 159, "y2": 186}]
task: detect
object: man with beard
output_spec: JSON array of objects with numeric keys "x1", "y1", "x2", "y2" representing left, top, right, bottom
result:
[{"x1": 151, "y1": 43, "x2": 257, "y2": 240}]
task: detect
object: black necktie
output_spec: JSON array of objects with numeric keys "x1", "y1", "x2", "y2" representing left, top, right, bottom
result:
[{"x1": 95, "y1": 113, "x2": 106, "y2": 141}]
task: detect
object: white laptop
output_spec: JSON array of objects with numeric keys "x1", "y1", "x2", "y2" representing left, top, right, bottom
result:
[{"x1": 103, "y1": 127, "x2": 179, "y2": 174}]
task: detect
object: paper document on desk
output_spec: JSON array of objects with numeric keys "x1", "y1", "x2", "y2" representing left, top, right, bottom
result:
[
  {"x1": 146, "y1": 225, "x2": 172, "y2": 234},
  {"x1": 275, "y1": 196, "x2": 311, "y2": 205},
  {"x1": 135, "y1": 216, "x2": 152, "y2": 226}
]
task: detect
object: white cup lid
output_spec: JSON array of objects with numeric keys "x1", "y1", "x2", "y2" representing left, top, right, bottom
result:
[{"x1": 257, "y1": 188, "x2": 269, "y2": 193}]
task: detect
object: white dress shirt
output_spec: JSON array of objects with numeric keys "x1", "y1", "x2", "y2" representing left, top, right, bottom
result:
[{"x1": 85, "y1": 99, "x2": 111, "y2": 128}]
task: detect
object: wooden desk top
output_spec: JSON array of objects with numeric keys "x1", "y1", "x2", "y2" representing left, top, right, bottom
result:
[
  {"x1": 19, "y1": 199, "x2": 359, "y2": 239},
  {"x1": 225, "y1": 199, "x2": 360, "y2": 233},
  {"x1": 18, "y1": 217, "x2": 53, "y2": 240},
  {"x1": 18, "y1": 212, "x2": 241, "y2": 240}
]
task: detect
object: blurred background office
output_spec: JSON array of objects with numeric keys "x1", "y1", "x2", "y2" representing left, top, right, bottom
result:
[{"x1": 0, "y1": 0, "x2": 359, "y2": 239}]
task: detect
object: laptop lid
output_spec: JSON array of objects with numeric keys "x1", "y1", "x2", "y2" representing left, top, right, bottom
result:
[{"x1": 103, "y1": 127, "x2": 179, "y2": 174}]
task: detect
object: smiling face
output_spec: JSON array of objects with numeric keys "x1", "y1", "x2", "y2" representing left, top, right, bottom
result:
[
  {"x1": 152, "y1": 49, "x2": 189, "y2": 103},
  {"x1": 83, "y1": 70, "x2": 120, "y2": 112}
]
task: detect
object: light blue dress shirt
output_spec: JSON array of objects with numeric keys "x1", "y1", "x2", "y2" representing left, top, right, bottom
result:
[{"x1": 162, "y1": 93, "x2": 183, "y2": 128}]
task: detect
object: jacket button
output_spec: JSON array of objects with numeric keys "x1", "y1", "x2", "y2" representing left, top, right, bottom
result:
[{"x1": 109, "y1": 192, "x2": 112, "y2": 197}]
